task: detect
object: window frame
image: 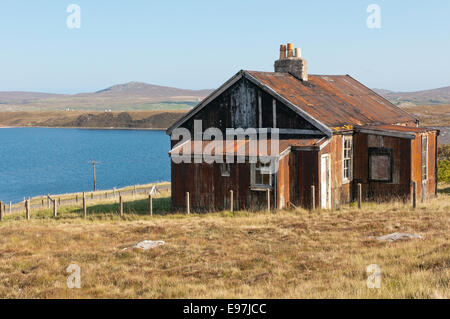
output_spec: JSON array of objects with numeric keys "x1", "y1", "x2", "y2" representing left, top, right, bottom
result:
[
  {"x1": 421, "y1": 135, "x2": 428, "y2": 182},
  {"x1": 250, "y1": 161, "x2": 273, "y2": 190},
  {"x1": 368, "y1": 147, "x2": 393, "y2": 183},
  {"x1": 342, "y1": 135, "x2": 353, "y2": 184}
]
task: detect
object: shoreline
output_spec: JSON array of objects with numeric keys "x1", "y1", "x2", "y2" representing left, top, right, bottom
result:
[{"x1": 0, "y1": 125, "x2": 168, "y2": 131}]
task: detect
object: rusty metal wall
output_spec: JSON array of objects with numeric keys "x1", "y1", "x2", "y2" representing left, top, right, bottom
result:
[
  {"x1": 276, "y1": 153, "x2": 290, "y2": 209},
  {"x1": 171, "y1": 159, "x2": 276, "y2": 212},
  {"x1": 288, "y1": 149, "x2": 319, "y2": 209},
  {"x1": 353, "y1": 132, "x2": 411, "y2": 201},
  {"x1": 411, "y1": 131, "x2": 438, "y2": 201}
]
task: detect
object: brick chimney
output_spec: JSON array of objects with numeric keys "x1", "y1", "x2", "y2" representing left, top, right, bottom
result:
[{"x1": 274, "y1": 43, "x2": 308, "y2": 81}]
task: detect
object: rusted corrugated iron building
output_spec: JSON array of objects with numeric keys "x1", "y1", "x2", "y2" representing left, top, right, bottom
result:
[{"x1": 166, "y1": 43, "x2": 439, "y2": 211}]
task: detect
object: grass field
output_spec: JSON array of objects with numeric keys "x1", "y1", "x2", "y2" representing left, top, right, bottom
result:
[{"x1": 0, "y1": 185, "x2": 448, "y2": 298}]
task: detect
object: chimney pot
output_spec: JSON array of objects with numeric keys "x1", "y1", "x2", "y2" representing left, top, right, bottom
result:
[
  {"x1": 287, "y1": 43, "x2": 294, "y2": 58},
  {"x1": 274, "y1": 43, "x2": 308, "y2": 81},
  {"x1": 279, "y1": 44, "x2": 286, "y2": 59}
]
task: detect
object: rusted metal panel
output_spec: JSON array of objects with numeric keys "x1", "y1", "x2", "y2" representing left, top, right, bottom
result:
[
  {"x1": 170, "y1": 139, "x2": 317, "y2": 157},
  {"x1": 353, "y1": 132, "x2": 411, "y2": 201},
  {"x1": 411, "y1": 131, "x2": 438, "y2": 201},
  {"x1": 276, "y1": 153, "x2": 290, "y2": 209},
  {"x1": 171, "y1": 159, "x2": 278, "y2": 212},
  {"x1": 246, "y1": 71, "x2": 417, "y2": 127},
  {"x1": 293, "y1": 150, "x2": 319, "y2": 209}
]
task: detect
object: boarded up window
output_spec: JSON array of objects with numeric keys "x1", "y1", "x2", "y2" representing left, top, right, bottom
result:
[{"x1": 369, "y1": 148, "x2": 392, "y2": 182}]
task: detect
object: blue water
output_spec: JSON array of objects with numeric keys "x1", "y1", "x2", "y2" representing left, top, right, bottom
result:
[{"x1": 0, "y1": 128, "x2": 170, "y2": 202}]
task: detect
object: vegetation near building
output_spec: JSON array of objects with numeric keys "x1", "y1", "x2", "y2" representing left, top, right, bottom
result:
[{"x1": 438, "y1": 145, "x2": 450, "y2": 182}]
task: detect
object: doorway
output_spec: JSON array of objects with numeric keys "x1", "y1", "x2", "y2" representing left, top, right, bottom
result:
[{"x1": 320, "y1": 154, "x2": 331, "y2": 209}]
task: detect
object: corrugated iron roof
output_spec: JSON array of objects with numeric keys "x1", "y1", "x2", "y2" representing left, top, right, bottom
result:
[
  {"x1": 169, "y1": 138, "x2": 321, "y2": 157},
  {"x1": 358, "y1": 124, "x2": 436, "y2": 133},
  {"x1": 245, "y1": 71, "x2": 418, "y2": 127}
]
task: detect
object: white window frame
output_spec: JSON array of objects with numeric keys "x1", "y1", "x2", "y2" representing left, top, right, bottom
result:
[
  {"x1": 422, "y1": 135, "x2": 428, "y2": 182},
  {"x1": 342, "y1": 135, "x2": 353, "y2": 183},
  {"x1": 250, "y1": 161, "x2": 273, "y2": 190}
]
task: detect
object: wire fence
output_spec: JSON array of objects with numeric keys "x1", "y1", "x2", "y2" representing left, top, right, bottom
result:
[{"x1": 0, "y1": 183, "x2": 170, "y2": 219}]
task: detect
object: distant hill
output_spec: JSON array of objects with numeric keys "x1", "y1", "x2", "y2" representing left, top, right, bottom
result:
[
  {"x1": 92, "y1": 81, "x2": 212, "y2": 99},
  {"x1": 0, "y1": 81, "x2": 214, "y2": 111},
  {"x1": 2, "y1": 80, "x2": 450, "y2": 111},
  {"x1": 374, "y1": 86, "x2": 450, "y2": 106}
]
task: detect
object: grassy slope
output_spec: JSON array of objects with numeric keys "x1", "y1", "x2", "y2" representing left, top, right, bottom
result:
[
  {"x1": 401, "y1": 104, "x2": 450, "y2": 126},
  {"x1": 0, "y1": 186, "x2": 448, "y2": 298}
]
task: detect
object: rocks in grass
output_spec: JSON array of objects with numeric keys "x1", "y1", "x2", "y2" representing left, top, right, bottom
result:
[
  {"x1": 122, "y1": 240, "x2": 165, "y2": 251},
  {"x1": 376, "y1": 232, "x2": 423, "y2": 242}
]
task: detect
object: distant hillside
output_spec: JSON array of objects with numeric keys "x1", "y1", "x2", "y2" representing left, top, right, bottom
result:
[
  {"x1": 0, "y1": 81, "x2": 214, "y2": 111},
  {"x1": 2, "y1": 81, "x2": 449, "y2": 111},
  {"x1": 0, "y1": 110, "x2": 186, "y2": 129},
  {"x1": 374, "y1": 86, "x2": 450, "y2": 106}
]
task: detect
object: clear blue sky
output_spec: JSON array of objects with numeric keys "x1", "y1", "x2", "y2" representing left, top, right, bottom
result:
[{"x1": 0, "y1": 0, "x2": 449, "y2": 93}]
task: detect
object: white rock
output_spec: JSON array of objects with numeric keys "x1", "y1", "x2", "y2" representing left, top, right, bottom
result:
[
  {"x1": 122, "y1": 240, "x2": 165, "y2": 251},
  {"x1": 376, "y1": 232, "x2": 422, "y2": 242}
]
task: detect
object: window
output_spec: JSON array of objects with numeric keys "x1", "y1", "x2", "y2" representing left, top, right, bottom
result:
[
  {"x1": 342, "y1": 136, "x2": 353, "y2": 182},
  {"x1": 251, "y1": 161, "x2": 272, "y2": 189},
  {"x1": 422, "y1": 135, "x2": 428, "y2": 181},
  {"x1": 369, "y1": 148, "x2": 393, "y2": 182},
  {"x1": 221, "y1": 163, "x2": 230, "y2": 177}
]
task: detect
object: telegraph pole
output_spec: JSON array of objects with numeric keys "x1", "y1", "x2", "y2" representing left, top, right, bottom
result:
[{"x1": 89, "y1": 160, "x2": 100, "y2": 191}]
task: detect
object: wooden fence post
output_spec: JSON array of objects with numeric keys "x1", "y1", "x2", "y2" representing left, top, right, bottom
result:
[
  {"x1": 311, "y1": 185, "x2": 315, "y2": 211},
  {"x1": 119, "y1": 196, "x2": 123, "y2": 217},
  {"x1": 41, "y1": 199, "x2": 44, "y2": 207},
  {"x1": 358, "y1": 183, "x2": 362, "y2": 209},
  {"x1": 83, "y1": 193, "x2": 87, "y2": 219},
  {"x1": 9, "y1": 201, "x2": 12, "y2": 214},
  {"x1": 412, "y1": 181, "x2": 417, "y2": 209},
  {"x1": 26, "y1": 199, "x2": 30, "y2": 220},
  {"x1": 0, "y1": 201, "x2": 3, "y2": 222},
  {"x1": 76, "y1": 195, "x2": 78, "y2": 204},
  {"x1": 149, "y1": 194, "x2": 153, "y2": 216},
  {"x1": 266, "y1": 189, "x2": 270, "y2": 212},
  {"x1": 230, "y1": 190, "x2": 234, "y2": 212},
  {"x1": 53, "y1": 199, "x2": 57, "y2": 218},
  {"x1": 186, "y1": 192, "x2": 190, "y2": 214},
  {"x1": 58, "y1": 198, "x2": 61, "y2": 206},
  {"x1": 91, "y1": 192, "x2": 94, "y2": 200},
  {"x1": 47, "y1": 194, "x2": 50, "y2": 208}
]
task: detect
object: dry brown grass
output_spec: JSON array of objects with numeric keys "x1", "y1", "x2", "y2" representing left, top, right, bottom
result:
[{"x1": 0, "y1": 189, "x2": 448, "y2": 299}]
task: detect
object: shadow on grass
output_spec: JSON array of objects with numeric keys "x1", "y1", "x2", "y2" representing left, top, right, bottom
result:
[
  {"x1": 438, "y1": 186, "x2": 450, "y2": 194},
  {"x1": 90, "y1": 196, "x2": 171, "y2": 216}
]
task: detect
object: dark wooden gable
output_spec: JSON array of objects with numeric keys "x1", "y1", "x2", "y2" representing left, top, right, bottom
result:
[{"x1": 179, "y1": 76, "x2": 319, "y2": 135}]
